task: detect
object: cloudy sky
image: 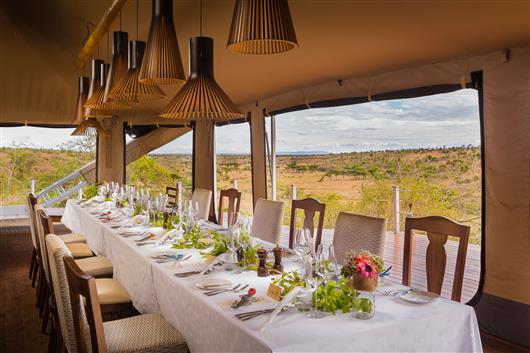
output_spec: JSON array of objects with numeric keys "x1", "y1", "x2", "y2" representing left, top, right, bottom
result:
[{"x1": 0, "y1": 89, "x2": 480, "y2": 154}]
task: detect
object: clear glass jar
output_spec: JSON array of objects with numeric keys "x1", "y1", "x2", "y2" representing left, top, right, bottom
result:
[{"x1": 353, "y1": 290, "x2": 375, "y2": 319}]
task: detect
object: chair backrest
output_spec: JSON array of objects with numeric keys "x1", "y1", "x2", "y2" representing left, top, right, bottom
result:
[
  {"x1": 332, "y1": 212, "x2": 386, "y2": 265},
  {"x1": 403, "y1": 216, "x2": 470, "y2": 302},
  {"x1": 46, "y1": 234, "x2": 79, "y2": 353},
  {"x1": 36, "y1": 208, "x2": 55, "y2": 285},
  {"x1": 191, "y1": 188, "x2": 212, "y2": 221},
  {"x1": 64, "y1": 256, "x2": 106, "y2": 353},
  {"x1": 165, "y1": 186, "x2": 178, "y2": 208},
  {"x1": 288, "y1": 198, "x2": 326, "y2": 250},
  {"x1": 27, "y1": 194, "x2": 38, "y2": 250},
  {"x1": 218, "y1": 188, "x2": 241, "y2": 227},
  {"x1": 251, "y1": 198, "x2": 284, "y2": 245}
]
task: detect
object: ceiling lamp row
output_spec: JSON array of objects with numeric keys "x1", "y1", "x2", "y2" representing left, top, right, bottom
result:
[{"x1": 73, "y1": 0, "x2": 297, "y2": 136}]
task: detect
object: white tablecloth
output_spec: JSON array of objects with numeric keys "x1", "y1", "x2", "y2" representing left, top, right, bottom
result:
[{"x1": 62, "y1": 200, "x2": 482, "y2": 353}]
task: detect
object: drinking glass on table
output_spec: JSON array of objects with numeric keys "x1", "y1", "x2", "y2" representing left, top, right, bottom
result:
[
  {"x1": 226, "y1": 226, "x2": 242, "y2": 274},
  {"x1": 304, "y1": 253, "x2": 325, "y2": 318},
  {"x1": 294, "y1": 229, "x2": 310, "y2": 262}
]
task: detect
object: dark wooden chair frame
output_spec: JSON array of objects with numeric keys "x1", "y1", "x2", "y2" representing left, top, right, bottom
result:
[
  {"x1": 288, "y1": 198, "x2": 326, "y2": 250},
  {"x1": 165, "y1": 186, "x2": 179, "y2": 208},
  {"x1": 218, "y1": 188, "x2": 242, "y2": 227},
  {"x1": 403, "y1": 216, "x2": 470, "y2": 302},
  {"x1": 63, "y1": 256, "x2": 108, "y2": 353}
]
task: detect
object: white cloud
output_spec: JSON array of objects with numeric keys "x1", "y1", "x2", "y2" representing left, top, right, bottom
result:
[{"x1": 0, "y1": 89, "x2": 480, "y2": 154}]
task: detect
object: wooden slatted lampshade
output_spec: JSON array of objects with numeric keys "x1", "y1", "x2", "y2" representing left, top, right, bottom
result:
[
  {"x1": 139, "y1": 0, "x2": 185, "y2": 85},
  {"x1": 71, "y1": 117, "x2": 106, "y2": 136},
  {"x1": 160, "y1": 36, "x2": 243, "y2": 120},
  {"x1": 227, "y1": 0, "x2": 298, "y2": 54},
  {"x1": 108, "y1": 40, "x2": 166, "y2": 102},
  {"x1": 103, "y1": 31, "x2": 130, "y2": 107},
  {"x1": 73, "y1": 76, "x2": 89, "y2": 124},
  {"x1": 84, "y1": 62, "x2": 114, "y2": 118}
]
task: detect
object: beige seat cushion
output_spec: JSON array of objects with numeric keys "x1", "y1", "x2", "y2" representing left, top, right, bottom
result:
[
  {"x1": 103, "y1": 313, "x2": 187, "y2": 353},
  {"x1": 76, "y1": 256, "x2": 113, "y2": 277},
  {"x1": 59, "y1": 233, "x2": 87, "y2": 244},
  {"x1": 95, "y1": 279, "x2": 131, "y2": 305},
  {"x1": 66, "y1": 242, "x2": 93, "y2": 258}
]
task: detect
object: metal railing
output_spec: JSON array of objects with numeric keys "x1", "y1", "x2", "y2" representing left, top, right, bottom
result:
[{"x1": 33, "y1": 170, "x2": 88, "y2": 207}]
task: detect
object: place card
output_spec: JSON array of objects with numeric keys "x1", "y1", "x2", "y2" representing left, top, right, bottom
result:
[{"x1": 266, "y1": 283, "x2": 282, "y2": 301}]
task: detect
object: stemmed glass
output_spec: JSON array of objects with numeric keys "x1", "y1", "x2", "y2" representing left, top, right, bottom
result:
[
  {"x1": 226, "y1": 226, "x2": 242, "y2": 274},
  {"x1": 304, "y1": 253, "x2": 325, "y2": 319}
]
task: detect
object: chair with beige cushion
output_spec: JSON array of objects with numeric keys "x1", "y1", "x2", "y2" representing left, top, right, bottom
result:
[
  {"x1": 251, "y1": 198, "x2": 285, "y2": 245},
  {"x1": 191, "y1": 188, "x2": 212, "y2": 221},
  {"x1": 35, "y1": 209, "x2": 113, "y2": 334},
  {"x1": 36, "y1": 207, "x2": 93, "y2": 258},
  {"x1": 46, "y1": 234, "x2": 135, "y2": 353},
  {"x1": 27, "y1": 194, "x2": 40, "y2": 286},
  {"x1": 63, "y1": 256, "x2": 188, "y2": 353},
  {"x1": 332, "y1": 212, "x2": 387, "y2": 265}
]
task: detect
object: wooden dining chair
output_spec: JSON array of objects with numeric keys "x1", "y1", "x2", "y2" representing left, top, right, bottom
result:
[
  {"x1": 165, "y1": 186, "x2": 178, "y2": 208},
  {"x1": 403, "y1": 216, "x2": 470, "y2": 302},
  {"x1": 63, "y1": 256, "x2": 188, "y2": 353},
  {"x1": 218, "y1": 188, "x2": 241, "y2": 227},
  {"x1": 332, "y1": 212, "x2": 387, "y2": 265},
  {"x1": 251, "y1": 198, "x2": 285, "y2": 245},
  {"x1": 27, "y1": 194, "x2": 40, "y2": 286},
  {"x1": 288, "y1": 198, "x2": 326, "y2": 250}
]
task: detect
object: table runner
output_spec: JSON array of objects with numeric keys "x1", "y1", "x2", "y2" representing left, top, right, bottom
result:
[{"x1": 62, "y1": 199, "x2": 482, "y2": 353}]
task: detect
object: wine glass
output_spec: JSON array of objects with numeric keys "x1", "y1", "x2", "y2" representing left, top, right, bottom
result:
[
  {"x1": 226, "y1": 227, "x2": 242, "y2": 274},
  {"x1": 304, "y1": 253, "x2": 325, "y2": 319},
  {"x1": 294, "y1": 229, "x2": 309, "y2": 263}
]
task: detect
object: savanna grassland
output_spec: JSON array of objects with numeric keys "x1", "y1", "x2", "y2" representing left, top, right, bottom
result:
[{"x1": 1, "y1": 146, "x2": 481, "y2": 243}]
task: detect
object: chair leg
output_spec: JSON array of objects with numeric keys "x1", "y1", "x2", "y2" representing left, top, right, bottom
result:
[
  {"x1": 42, "y1": 290, "x2": 51, "y2": 334},
  {"x1": 39, "y1": 282, "x2": 48, "y2": 318},
  {"x1": 31, "y1": 260, "x2": 40, "y2": 288},
  {"x1": 29, "y1": 248, "x2": 36, "y2": 280},
  {"x1": 36, "y1": 268, "x2": 45, "y2": 310}
]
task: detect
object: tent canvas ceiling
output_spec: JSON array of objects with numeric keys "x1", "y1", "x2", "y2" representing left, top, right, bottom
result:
[{"x1": 0, "y1": 0, "x2": 529, "y2": 124}]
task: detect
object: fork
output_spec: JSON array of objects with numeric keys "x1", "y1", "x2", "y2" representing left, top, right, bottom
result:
[{"x1": 204, "y1": 284, "x2": 241, "y2": 296}]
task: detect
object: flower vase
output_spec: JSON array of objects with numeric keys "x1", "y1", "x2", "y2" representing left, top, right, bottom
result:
[
  {"x1": 353, "y1": 290, "x2": 375, "y2": 320},
  {"x1": 350, "y1": 273, "x2": 378, "y2": 319}
]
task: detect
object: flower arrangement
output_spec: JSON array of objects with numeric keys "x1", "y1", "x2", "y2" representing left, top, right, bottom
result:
[
  {"x1": 341, "y1": 250, "x2": 384, "y2": 292},
  {"x1": 341, "y1": 250, "x2": 384, "y2": 279}
]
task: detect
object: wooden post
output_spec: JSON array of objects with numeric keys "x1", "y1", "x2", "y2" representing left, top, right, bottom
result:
[
  {"x1": 232, "y1": 179, "x2": 238, "y2": 189},
  {"x1": 291, "y1": 184, "x2": 297, "y2": 200},
  {"x1": 392, "y1": 186, "x2": 400, "y2": 235},
  {"x1": 271, "y1": 115, "x2": 277, "y2": 201}
]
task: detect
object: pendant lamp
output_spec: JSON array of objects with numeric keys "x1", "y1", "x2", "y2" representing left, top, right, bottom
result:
[
  {"x1": 103, "y1": 31, "x2": 130, "y2": 107},
  {"x1": 84, "y1": 62, "x2": 114, "y2": 118},
  {"x1": 71, "y1": 117, "x2": 107, "y2": 137},
  {"x1": 73, "y1": 76, "x2": 89, "y2": 124},
  {"x1": 108, "y1": 41, "x2": 166, "y2": 102},
  {"x1": 160, "y1": 36, "x2": 243, "y2": 120},
  {"x1": 139, "y1": 0, "x2": 185, "y2": 85},
  {"x1": 227, "y1": 0, "x2": 298, "y2": 54}
]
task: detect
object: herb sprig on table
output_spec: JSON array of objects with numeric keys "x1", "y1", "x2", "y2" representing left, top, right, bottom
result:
[
  {"x1": 271, "y1": 270, "x2": 306, "y2": 298},
  {"x1": 172, "y1": 226, "x2": 212, "y2": 250}
]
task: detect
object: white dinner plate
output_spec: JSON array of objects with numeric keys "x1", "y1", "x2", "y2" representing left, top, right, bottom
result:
[
  {"x1": 195, "y1": 278, "x2": 232, "y2": 290},
  {"x1": 399, "y1": 290, "x2": 439, "y2": 304}
]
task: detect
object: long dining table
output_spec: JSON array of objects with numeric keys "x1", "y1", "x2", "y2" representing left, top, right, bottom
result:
[{"x1": 61, "y1": 199, "x2": 482, "y2": 353}]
